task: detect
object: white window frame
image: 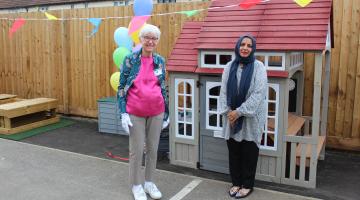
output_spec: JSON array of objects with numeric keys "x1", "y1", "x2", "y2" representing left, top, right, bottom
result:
[
  {"x1": 260, "y1": 83, "x2": 279, "y2": 151},
  {"x1": 200, "y1": 50, "x2": 234, "y2": 68},
  {"x1": 256, "y1": 52, "x2": 286, "y2": 71},
  {"x1": 175, "y1": 78, "x2": 195, "y2": 139},
  {"x1": 205, "y1": 82, "x2": 222, "y2": 131},
  {"x1": 200, "y1": 50, "x2": 286, "y2": 71}
]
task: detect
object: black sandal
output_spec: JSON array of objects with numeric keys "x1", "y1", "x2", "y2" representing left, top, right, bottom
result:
[
  {"x1": 235, "y1": 188, "x2": 253, "y2": 199},
  {"x1": 229, "y1": 186, "x2": 241, "y2": 197}
]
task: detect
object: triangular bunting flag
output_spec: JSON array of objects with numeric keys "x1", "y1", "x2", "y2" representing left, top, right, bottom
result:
[
  {"x1": 239, "y1": 0, "x2": 261, "y2": 9},
  {"x1": 294, "y1": 0, "x2": 313, "y2": 7},
  {"x1": 44, "y1": 12, "x2": 58, "y2": 20},
  {"x1": 180, "y1": 10, "x2": 199, "y2": 17},
  {"x1": 9, "y1": 18, "x2": 26, "y2": 38},
  {"x1": 87, "y1": 18, "x2": 102, "y2": 37}
]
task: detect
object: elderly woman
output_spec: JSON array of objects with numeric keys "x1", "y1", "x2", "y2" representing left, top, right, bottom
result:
[
  {"x1": 117, "y1": 24, "x2": 169, "y2": 200},
  {"x1": 219, "y1": 35, "x2": 267, "y2": 199}
]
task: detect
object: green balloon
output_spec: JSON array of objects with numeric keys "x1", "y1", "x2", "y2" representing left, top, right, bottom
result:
[{"x1": 113, "y1": 47, "x2": 131, "y2": 68}]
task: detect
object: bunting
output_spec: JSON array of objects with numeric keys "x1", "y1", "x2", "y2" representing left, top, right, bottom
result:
[
  {"x1": 179, "y1": 10, "x2": 200, "y2": 17},
  {"x1": 87, "y1": 18, "x2": 102, "y2": 37},
  {"x1": 8, "y1": 18, "x2": 26, "y2": 38},
  {"x1": 239, "y1": 0, "x2": 262, "y2": 9},
  {"x1": 44, "y1": 12, "x2": 58, "y2": 20},
  {"x1": 294, "y1": 0, "x2": 313, "y2": 7},
  {"x1": 1, "y1": 0, "x2": 314, "y2": 38}
]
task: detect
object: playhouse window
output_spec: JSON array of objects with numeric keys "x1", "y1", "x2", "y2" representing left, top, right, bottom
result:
[
  {"x1": 206, "y1": 82, "x2": 222, "y2": 130},
  {"x1": 175, "y1": 79, "x2": 194, "y2": 139},
  {"x1": 220, "y1": 55, "x2": 232, "y2": 65},
  {"x1": 255, "y1": 52, "x2": 286, "y2": 70},
  {"x1": 268, "y1": 56, "x2": 283, "y2": 67},
  {"x1": 201, "y1": 51, "x2": 234, "y2": 68},
  {"x1": 204, "y1": 54, "x2": 217, "y2": 65},
  {"x1": 260, "y1": 84, "x2": 279, "y2": 151}
]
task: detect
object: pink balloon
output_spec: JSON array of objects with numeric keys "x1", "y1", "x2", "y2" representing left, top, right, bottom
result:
[{"x1": 128, "y1": 16, "x2": 150, "y2": 35}]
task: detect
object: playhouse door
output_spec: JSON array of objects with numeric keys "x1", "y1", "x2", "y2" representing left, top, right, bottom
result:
[{"x1": 199, "y1": 76, "x2": 229, "y2": 174}]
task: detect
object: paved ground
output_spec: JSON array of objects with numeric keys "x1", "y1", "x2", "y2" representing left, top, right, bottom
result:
[
  {"x1": 0, "y1": 139, "x2": 321, "y2": 200},
  {"x1": 14, "y1": 116, "x2": 360, "y2": 200}
]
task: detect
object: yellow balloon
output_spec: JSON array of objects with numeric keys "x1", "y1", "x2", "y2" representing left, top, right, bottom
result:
[
  {"x1": 128, "y1": 23, "x2": 146, "y2": 45},
  {"x1": 110, "y1": 72, "x2": 120, "y2": 92},
  {"x1": 130, "y1": 29, "x2": 141, "y2": 44}
]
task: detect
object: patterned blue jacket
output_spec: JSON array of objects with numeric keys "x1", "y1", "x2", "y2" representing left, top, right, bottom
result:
[{"x1": 117, "y1": 50, "x2": 169, "y2": 121}]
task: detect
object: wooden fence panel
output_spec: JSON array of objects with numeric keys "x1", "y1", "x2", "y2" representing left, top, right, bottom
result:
[
  {"x1": 0, "y1": 1, "x2": 359, "y2": 150},
  {"x1": 325, "y1": 0, "x2": 360, "y2": 150}
]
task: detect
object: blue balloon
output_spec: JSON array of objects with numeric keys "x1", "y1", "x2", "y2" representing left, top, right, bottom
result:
[
  {"x1": 133, "y1": 0, "x2": 153, "y2": 16},
  {"x1": 114, "y1": 27, "x2": 133, "y2": 51}
]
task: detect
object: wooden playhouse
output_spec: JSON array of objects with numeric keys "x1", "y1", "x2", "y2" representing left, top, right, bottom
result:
[{"x1": 167, "y1": 0, "x2": 332, "y2": 188}]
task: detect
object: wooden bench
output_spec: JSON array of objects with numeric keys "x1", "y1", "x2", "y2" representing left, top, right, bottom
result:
[
  {"x1": 0, "y1": 98, "x2": 59, "y2": 135},
  {"x1": 287, "y1": 113, "x2": 306, "y2": 136},
  {"x1": 0, "y1": 94, "x2": 18, "y2": 105},
  {"x1": 295, "y1": 136, "x2": 326, "y2": 167},
  {"x1": 268, "y1": 113, "x2": 306, "y2": 136},
  {"x1": 267, "y1": 113, "x2": 306, "y2": 143}
]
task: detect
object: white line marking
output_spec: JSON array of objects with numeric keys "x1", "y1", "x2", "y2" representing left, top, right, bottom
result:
[{"x1": 169, "y1": 179, "x2": 202, "y2": 200}]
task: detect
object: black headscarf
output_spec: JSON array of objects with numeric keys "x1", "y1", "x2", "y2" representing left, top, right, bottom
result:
[{"x1": 226, "y1": 35, "x2": 256, "y2": 134}]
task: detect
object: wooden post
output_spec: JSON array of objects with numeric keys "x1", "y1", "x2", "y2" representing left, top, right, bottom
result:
[
  {"x1": 4, "y1": 117, "x2": 11, "y2": 129},
  {"x1": 308, "y1": 52, "x2": 323, "y2": 188},
  {"x1": 312, "y1": 53, "x2": 323, "y2": 139},
  {"x1": 61, "y1": 10, "x2": 70, "y2": 114},
  {"x1": 320, "y1": 50, "x2": 331, "y2": 160}
]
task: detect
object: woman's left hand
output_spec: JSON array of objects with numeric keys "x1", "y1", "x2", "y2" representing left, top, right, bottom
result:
[
  {"x1": 162, "y1": 118, "x2": 170, "y2": 130},
  {"x1": 227, "y1": 110, "x2": 239, "y2": 127}
]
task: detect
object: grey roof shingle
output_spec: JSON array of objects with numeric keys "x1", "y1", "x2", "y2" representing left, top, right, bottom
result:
[{"x1": 0, "y1": 0, "x2": 110, "y2": 9}]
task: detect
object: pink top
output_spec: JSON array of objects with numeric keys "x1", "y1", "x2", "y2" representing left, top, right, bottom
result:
[{"x1": 126, "y1": 56, "x2": 165, "y2": 117}]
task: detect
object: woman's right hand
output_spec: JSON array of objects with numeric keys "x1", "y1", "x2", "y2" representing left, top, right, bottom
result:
[
  {"x1": 121, "y1": 113, "x2": 133, "y2": 134},
  {"x1": 228, "y1": 110, "x2": 239, "y2": 127}
]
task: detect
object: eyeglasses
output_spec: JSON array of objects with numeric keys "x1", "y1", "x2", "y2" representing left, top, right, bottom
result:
[{"x1": 143, "y1": 36, "x2": 159, "y2": 42}]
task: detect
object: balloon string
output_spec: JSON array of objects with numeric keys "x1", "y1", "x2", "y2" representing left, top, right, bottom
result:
[{"x1": 106, "y1": 151, "x2": 129, "y2": 161}]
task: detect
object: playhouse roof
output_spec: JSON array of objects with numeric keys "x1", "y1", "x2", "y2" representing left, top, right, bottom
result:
[
  {"x1": 167, "y1": 22, "x2": 203, "y2": 73},
  {"x1": 0, "y1": 0, "x2": 104, "y2": 9},
  {"x1": 167, "y1": 0, "x2": 332, "y2": 73},
  {"x1": 197, "y1": 0, "x2": 332, "y2": 51}
]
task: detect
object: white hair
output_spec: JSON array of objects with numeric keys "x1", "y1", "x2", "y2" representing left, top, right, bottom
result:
[{"x1": 139, "y1": 24, "x2": 161, "y2": 40}]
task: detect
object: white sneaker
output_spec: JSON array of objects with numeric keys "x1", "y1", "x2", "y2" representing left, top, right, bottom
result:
[
  {"x1": 132, "y1": 185, "x2": 147, "y2": 200},
  {"x1": 144, "y1": 182, "x2": 162, "y2": 199}
]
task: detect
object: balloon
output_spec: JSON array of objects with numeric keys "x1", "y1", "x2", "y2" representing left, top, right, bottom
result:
[
  {"x1": 113, "y1": 47, "x2": 131, "y2": 68},
  {"x1": 128, "y1": 16, "x2": 149, "y2": 35},
  {"x1": 133, "y1": 44, "x2": 142, "y2": 52},
  {"x1": 114, "y1": 27, "x2": 133, "y2": 50},
  {"x1": 130, "y1": 29, "x2": 141, "y2": 44},
  {"x1": 110, "y1": 72, "x2": 120, "y2": 92},
  {"x1": 129, "y1": 21, "x2": 147, "y2": 44},
  {"x1": 133, "y1": 0, "x2": 153, "y2": 16}
]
